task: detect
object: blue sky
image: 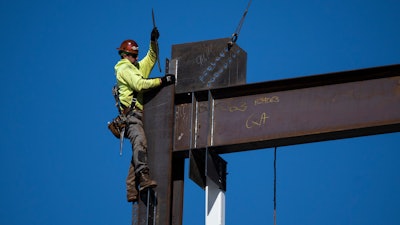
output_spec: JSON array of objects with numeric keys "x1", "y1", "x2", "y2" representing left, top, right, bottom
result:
[{"x1": 1, "y1": 0, "x2": 399, "y2": 225}]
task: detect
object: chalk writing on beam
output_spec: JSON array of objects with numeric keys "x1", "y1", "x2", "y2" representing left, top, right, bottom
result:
[
  {"x1": 254, "y1": 96, "x2": 279, "y2": 105},
  {"x1": 246, "y1": 112, "x2": 269, "y2": 129},
  {"x1": 229, "y1": 102, "x2": 247, "y2": 112}
]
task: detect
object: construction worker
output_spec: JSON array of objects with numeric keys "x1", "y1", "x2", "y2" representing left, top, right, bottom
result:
[{"x1": 114, "y1": 27, "x2": 175, "y2": 202}]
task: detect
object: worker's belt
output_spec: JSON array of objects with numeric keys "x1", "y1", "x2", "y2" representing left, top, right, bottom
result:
[{"x1": 121, "y1": 103, "x2": 135, "y2": 115}]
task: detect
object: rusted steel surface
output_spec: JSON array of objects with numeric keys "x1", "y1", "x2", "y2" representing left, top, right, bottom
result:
[
  {"x1": 188, "y1": 148, "x2": 227, "y2": 190},
  {"x1": 189, "y1": 149, "x2": 206, "y2": 189},
  {"x1": 171, "y1": 38, "x2": 247, "y2": 94},
  {"x1": 174, "y1": 64, "x2": 400, "y2": 154},
  {"x1": 205, "y1": 149, "x2": 227, "y2": 191},
  {"x1": 141, "y1": 84, "x2": 175, "y2": 225},
  {"x1": 170, "y1": 156, "x2": 184, "y2": 225},
  {"x1": 140, "y1": 63, "x2": 400, "y2": 225}
]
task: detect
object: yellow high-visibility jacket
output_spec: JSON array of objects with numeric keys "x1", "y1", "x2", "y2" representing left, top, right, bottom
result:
[{"x1": 114, "y1": 42, "x2": 162, "y2": 111}]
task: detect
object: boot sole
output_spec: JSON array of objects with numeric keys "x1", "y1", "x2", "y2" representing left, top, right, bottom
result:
[{"x1": 139, "y1": 184, "x2": 157, "y2": 191}]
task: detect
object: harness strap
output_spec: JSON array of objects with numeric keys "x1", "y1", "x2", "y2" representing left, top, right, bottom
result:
[
  {"x1": 112, "y1": 84, "x2": 137, "y2": 115},
  {"x1": 121, "y1": 103, "x2": 136, "y2": 115},
  {"x1": 112, "y1": 85, "x2": 122, "y2": 114}
]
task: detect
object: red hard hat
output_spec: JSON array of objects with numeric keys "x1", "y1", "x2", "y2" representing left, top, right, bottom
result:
[{"x1": 117, "y1": 40, "x2": 139, "y2": 54}]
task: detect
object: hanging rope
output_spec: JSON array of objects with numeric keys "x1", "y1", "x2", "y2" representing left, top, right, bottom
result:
[{"x1": 274, "y1": 146, "x2": 277, "y2": 225}]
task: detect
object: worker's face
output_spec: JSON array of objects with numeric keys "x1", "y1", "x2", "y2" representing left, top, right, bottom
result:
[{"x1": 126, "y1": 51, "x2": 138, "y2": 64}]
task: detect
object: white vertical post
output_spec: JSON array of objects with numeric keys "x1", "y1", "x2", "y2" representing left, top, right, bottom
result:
[{"x1": 205, "y1": 177, "x2": 225, "y2": 225}]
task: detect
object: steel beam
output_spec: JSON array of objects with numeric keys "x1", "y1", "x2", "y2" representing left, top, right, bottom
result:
[
  {"x1": 171, "y1": 38, "x2": 247, "y2": 94},
  {"x1": 140, "y1": 63, "x2": 400, "y2": 225},
  {"x1": 170, "y1": 156, "x2": 184, "y2": 225},
  {"x1": 141, "y1": 83, "x2": 175, "y2": 225},
  {"x1": 189, "y1": 148, "x2": 227, "y2": 191},
  {"x1": 174, "y1": 64, "x2": 400, "y2": 154}
]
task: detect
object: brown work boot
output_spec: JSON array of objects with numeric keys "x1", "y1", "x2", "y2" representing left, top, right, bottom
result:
[
  {"x1": 139, "y1": 168, "x2": 157, "y2": 191},
  {"x1": 126, "y1": 163, "x2": 138, "y2": 202},
  {"x1": 127, "y1": 189, "x2": 138, "y2": 202}
]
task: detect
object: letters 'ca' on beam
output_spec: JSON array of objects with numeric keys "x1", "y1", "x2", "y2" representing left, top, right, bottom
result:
[{"x1": 174, "y1": 64, "x2": 400, "y2": 154}]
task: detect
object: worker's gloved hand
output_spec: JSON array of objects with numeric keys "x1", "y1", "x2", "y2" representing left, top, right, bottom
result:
[
  {"x1": 161, "y1": 74, "x2": 175, "y2": 86},
  {"x1": 151, "y1": 27, "x2": 160, "y2": 41}
]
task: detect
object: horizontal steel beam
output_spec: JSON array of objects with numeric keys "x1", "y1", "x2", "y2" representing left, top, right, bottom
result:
[{"x1": 174, "y1": 64, "x2": 400, "y2": 155}]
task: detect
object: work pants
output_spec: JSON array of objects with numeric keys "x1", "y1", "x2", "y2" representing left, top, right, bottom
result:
[
  {"x1": 126, "y1": 161, "x2": 137, "y2": 200},
  {"x1": 125, "y1": 109, "x2": 149, "y2": 178}
]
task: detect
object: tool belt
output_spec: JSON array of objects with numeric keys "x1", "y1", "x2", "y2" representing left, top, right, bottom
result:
[
  {"x1": 108, "y1": 103, "x2": 139, "y2": 139},
  {"x1": 107, "y1": 114, "x2": 127, "y2": 139}
]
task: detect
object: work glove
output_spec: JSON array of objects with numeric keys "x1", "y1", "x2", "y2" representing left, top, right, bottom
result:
[
  {"x1": 151, "y1": 27, "x2": 160, "y2": 41},
  {"x1": 161, "y1": 74, "x2": 175, "y2": 86}
]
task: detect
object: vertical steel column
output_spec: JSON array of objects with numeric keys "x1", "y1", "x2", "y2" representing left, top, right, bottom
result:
[
  {"x1": 140, "y1": 80, "x2": 175, "y2": 224},
  {"x1": 171, "y1": 156, "x2": 185, "y2": 225}
]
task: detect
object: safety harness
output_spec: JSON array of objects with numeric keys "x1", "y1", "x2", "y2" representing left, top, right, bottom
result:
[{"x1": 108, "y1": 84, "x2": 137, "y2": 156}]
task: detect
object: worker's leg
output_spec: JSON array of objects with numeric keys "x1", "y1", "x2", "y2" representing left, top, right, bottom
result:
[
  {"x1": 126, "y1": 110, "x2": 157, "y2": 191},
  {"x1": 126, "y1": 160, "x2": 138, "y2": 202},
  {"x1": 126, "y1": 110, "x2": 148, "y2": 173}
]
